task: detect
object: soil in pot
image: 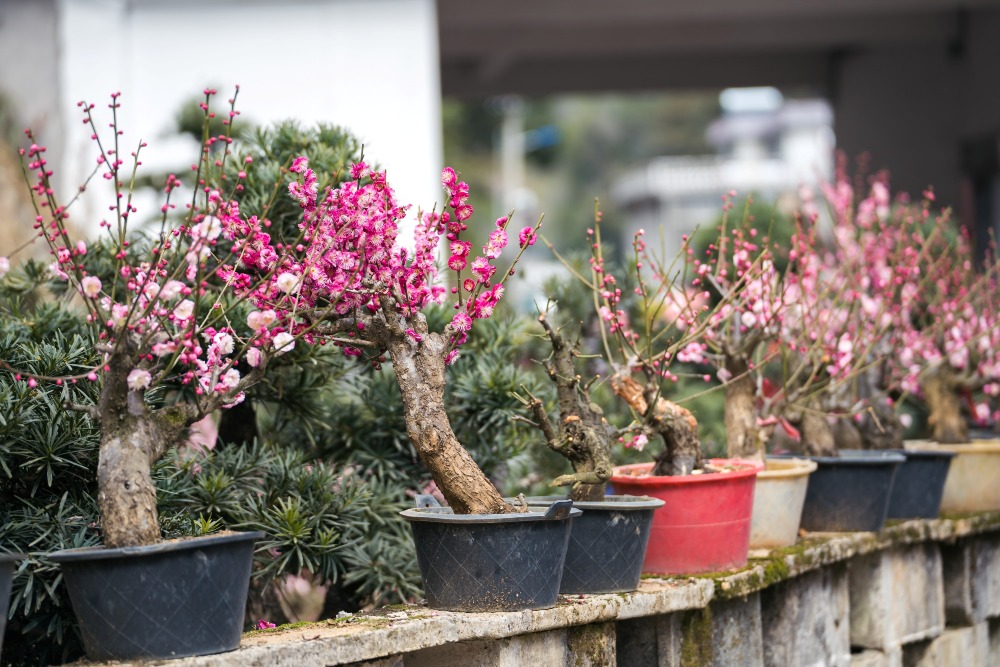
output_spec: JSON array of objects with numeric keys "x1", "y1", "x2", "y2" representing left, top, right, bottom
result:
[
  {"x1": 400, "y1": 500, "x2": 580, "y2": 612},
  {"x1": 774, "y1": 451, "x2": 904, "y2": 532},
  {"x1": 905, "y1": 439, "x2": 1000, "y2": 513},
  {"x1": 885, "y1": 449, "x2": 955, "y2": 519},
  {"x1": 48, "y1": 530, "x2": 263, "y2": 662},
  {"x1": 609, "y1": 459, "x2": 761, "y2": 575},
  {"x1": 523, "y1": 495, "x2": 664, "y2": 594},
  {"x1": 749, "y1": 458, "x2": 817, "y2": 549}
]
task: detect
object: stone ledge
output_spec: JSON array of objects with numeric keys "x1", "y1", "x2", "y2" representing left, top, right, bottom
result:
[
  {"x1": 709, "y1": 511, "x2": 1000, "y2": 600},
  {"x1": 87, "y1": 512, "x2": 1000, "y2": 667}
]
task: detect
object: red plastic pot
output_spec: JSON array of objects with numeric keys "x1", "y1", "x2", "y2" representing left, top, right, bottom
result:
[{"x1": 609, "y1": 459, "x2": 761, "y2": 575}]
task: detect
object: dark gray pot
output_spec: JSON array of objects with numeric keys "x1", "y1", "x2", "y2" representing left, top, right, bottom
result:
[
  {"x1": 49, "y1": 531, "x2": 263, "y2": 662},
  {"x1": 774, "y1": 451, "x2": 905, "y2": 532},
  {"x1": 401, "y1": 500, "x2": 579, "y2": 612},
  {"x1": 886, "y1": 449, "x2": 955, "y2": 519},
  {"x1": 525, "y1": 495, "x2": 664, "y2": 595}
]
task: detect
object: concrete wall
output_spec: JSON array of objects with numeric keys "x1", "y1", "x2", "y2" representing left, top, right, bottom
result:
[
  {"x1": 102, "y1": 512, "x2": 1000, "y2": 667},
  {"x1": 0, "y1": 0, "x2": 443, "y2": 242},
  {"x1": 834, "y1": 7, "x2": 1000, "y2": 222}
]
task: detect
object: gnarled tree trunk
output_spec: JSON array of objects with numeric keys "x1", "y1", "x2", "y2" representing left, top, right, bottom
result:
[
  {"x1": 387, "y1": 332, "x2": 511, "y2": 514},
  {"x1": 612, "y1": 375, "x2": 701, "y2": 476},
  {"x1": 723, "y1": 356, "x2": 763, "y2": 461},
  {"x1": 532, "y1": 314, "x2": 612, "y2": 502},
  {"x1": 97, "y1": 349, "x2": 186, "y2": 548},
  {"x1": 922, "y1": 369, "x2": 967, "y2": 444},
  {"x1": 800, "y1": 399, "x2": 838, "y2": 457}
]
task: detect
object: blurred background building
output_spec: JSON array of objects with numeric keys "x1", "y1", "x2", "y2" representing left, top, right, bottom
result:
[{"x1": 1, "y1": 0, "x2": 998, "y2": 263}]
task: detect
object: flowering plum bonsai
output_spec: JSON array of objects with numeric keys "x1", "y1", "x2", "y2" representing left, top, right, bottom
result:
[
  {"x1": 7, "y1": 90, "x2": 540, "y2": 549},
  {"x1": 813, "y1": 166, "x2": 1000, "y2": 445}
]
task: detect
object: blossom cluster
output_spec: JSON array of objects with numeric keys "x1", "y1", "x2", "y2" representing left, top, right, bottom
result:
[{"x1": 11, "y1": 91, "x2": 520, "y2": 411}]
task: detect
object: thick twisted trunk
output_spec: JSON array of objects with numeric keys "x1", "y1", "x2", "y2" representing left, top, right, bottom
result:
[
  {"x1": 534, "y1": 314, "x2": 612, "y2": 502},
  {"x1": 801, "y1": 400, "x2": 838, "y2": 457},
  {"x1": 923, "y1": 369, "x2": 967, "y2": 444},
  {"x1": 388, "y1": 333, "x2": 511, "y2": 515},
  {"x1": 97, "y1": 348, "x2": 187, "y2": 548},
  {"x1": 98, "y1": 420, "x2": 165, "y2": 548},
  {"x1": 612, "y1": 375, "x2": 701, "y2": 476},
  {"x1": 723, "y1": 357, "x2": 763, "y2": 461}
]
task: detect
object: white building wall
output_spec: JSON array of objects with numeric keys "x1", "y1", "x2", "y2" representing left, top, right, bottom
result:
[{"x1": 50, "y1": 0, "x2": 442, "y2": 235}]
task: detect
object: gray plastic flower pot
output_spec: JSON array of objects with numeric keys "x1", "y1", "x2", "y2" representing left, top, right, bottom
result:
[
  {"x1": 0, "y1": 553, "x2": 22, "y2": 658},
  {"x1": 886, "y1": 449, "x2": 955, "y2": 519},
  {"x1": 48, "y1": 531, "x2": 263, "y2": 662},
  {"x1": 774, "y1": 451, "x2": 904, "y2": 532},
  {"x1": 400, "y1": 499, "x2": 580, "y2": 612},
  {"x1": 523, "y1": 495, "x2": 664, "y2": 595}
]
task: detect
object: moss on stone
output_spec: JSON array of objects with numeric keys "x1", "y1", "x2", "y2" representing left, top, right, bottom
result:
[
  {"x1": 568, "y1": 622, "x2": 613, "y2": 666},
  {"x1": 679, "y1": 607, "x2": 713, "y2": 667}
]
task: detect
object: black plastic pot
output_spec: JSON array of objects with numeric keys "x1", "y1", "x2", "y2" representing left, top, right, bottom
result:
[
  {"x1": 0, "y1": 553, "x2": 22, "y2": 658},
  {"x1": 400, "y1": 499, "x2": 580, "y2": 612},
  {"x1": 886, "y1": 449, "x2": 955, "y2": 519},
  {"x1": 48, "y1": 531, "x2": 263, "y2": 661},
  {"x1": 774, "y1": 451, "x2": 904, "y2": 532},
  {"x1": 524, "y1": 495, "x2": 664, "y2": 595}
]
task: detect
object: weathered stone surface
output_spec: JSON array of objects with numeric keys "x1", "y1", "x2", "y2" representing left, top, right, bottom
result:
[
  {"x1": 83, "y1": 513, "x2": 1000, "y2": 667},
  {"x1": 567, "y1": 621, "x2": 615, "y2": 666},
  {"x1": 989, "y1": 618, "x2": 1000, "y2": 664},
  {"x1": 849, "y1": 544, "x2": 944, "y2": 650},
  {"x1": 849, "y1": 649, "x2": 902, "y2": 667},
  {"x1": 407, "y1": 630, "x2": 568, "y2": 666},
  {"x1": 761, "y1": 565, "x2": 851, "y2": 667},
  {"x1": 616, "y1": 617, "x2": 658, "y2": 667},
  {"x1": 942, "y1": 534, "x2": 1000, "y2": 626},
  {"x1": 902, "y1": 622, "x2": 990, "y2": 666}
]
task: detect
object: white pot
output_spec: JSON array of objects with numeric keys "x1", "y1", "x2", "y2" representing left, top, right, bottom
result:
[
  {"x1": 749, "y1": 457, "x2": 818, "y2": 549},
  {"x1": 905, "y1": 439, "x2": 1000, "y2": 513}
]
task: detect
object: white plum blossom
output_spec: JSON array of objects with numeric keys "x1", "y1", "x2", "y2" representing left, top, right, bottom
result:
[
  {"x1": 246, "y1": 347, "x2": 262, "y2": 368},
  {"x1": 276, "y1": 272, "x2": 299, "y2": 294},
  {"x1": 213, "y1": 331, "x2": 235, "y2": 355},
  {"x1": 0, "y1": 257, "x2": 9, "y2": 279},
  {"x1": 81, "y1": 276, "x2": 102, "y2": 299},
  {"x1": 159, "y1": 280, "x2": 184, "y2": 300},
  {"x1": 174, "y1": 299, "x2": 195, "y2": 320},
  {"x1": 220, "y1": 368, "x2": 240, "y2": 389},
  {"x1": 127, "y1": 368, "x2": 152, "y2": 391},
  {"x1": 272, "y1": 332, "x2": 295, "y2": 355}
]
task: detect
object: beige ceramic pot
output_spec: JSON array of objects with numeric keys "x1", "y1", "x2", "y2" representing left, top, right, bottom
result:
[
  {"x1": 748, "y1": 457, "x2": 818, "y2": 549},
  {"x1": 905, "y1": 439, "x2": 1000, "y2": 513}
]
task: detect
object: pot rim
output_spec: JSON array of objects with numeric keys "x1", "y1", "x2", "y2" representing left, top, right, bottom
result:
[
  {"x1": 904, "y1": 439, "x2": 1000, "y2": 454},
  {"x1": 400, "y1": 506, "x2": 582, "y2": 524},
  {"x1": 48, "y1": 530, "x2": 265, "y2": 564},
  {"x1": 518, "y1": 494, "x2": 666, "y2": 511},
  {"x1": 770, "y1": 450, "x2": 906, "y2": 465},
  {"x1": 885, "y1": 448, "x2": 956, "y2": 460},
  {"x1": 759, "y1": 457, "x2": 819, "y2": 478},
  {"x1": 609, "y1": 458, "x2": 761, "y2": 486}
]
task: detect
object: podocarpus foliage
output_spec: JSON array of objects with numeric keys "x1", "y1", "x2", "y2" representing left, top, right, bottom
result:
[{"x1": 9, "y1": 88, "x2": 542, "y2": 553}]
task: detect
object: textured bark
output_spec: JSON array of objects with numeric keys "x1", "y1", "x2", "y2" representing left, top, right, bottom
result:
[
  {"x1": 858, "y1": 393, "x2": 905, "y2": 450},
  {"x1": 97, "y1": 348, "x2": 186, "y2": 548},
  {"x1": 387, "y1": 333, "x2": 511, "y2": 515},
  {"x1": 612, "y1": 375, "x2": 701, "y2": 476},
  {"x1": 801, "y1": 403, "x2": 838, "y2": 457},
  {"x1": 723, "y1": 356, "x2": 763, "y2": 461},
  {"x1": 533, "y1": 315, "x2": 613, "y2": 502},
  {"x1": 923, "y1": 369, "x2": 968, "y2": 444}
]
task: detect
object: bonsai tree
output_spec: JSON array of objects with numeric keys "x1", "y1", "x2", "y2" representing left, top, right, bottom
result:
[
  {"x1": 813, "y1": 165, "x2": 1000, "y2": 445},
  {"x1": 7, "y1": 90, "x2": 541, "y2": 551}
]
